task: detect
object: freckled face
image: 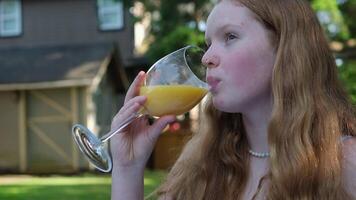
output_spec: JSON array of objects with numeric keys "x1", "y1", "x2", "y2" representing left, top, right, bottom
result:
[{"x1": 203, "y1": 0, "x2": 276, "y2": 113}]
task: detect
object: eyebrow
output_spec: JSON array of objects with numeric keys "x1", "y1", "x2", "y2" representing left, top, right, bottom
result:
[{"x1": 220, "y1": 23, "x2": 243, "y2": 31}]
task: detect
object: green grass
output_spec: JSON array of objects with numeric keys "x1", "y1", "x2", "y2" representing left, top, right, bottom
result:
[{"x1": 0, "y1": 170, "x2": 166, "y2": 200}]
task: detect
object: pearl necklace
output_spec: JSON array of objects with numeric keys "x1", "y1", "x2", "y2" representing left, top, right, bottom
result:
[{"x1": 248, "y1": 149, "x2": 270, "y2": 158}]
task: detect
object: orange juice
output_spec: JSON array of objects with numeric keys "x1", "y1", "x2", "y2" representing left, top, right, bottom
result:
[{"x1": 139, "y1": 85, "x2": 207, "y2": 117}]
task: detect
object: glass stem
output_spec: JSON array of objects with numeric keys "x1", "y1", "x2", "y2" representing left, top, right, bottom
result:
[{"x1": 100, "y1": 112, "x2": 141, "y2": 143}]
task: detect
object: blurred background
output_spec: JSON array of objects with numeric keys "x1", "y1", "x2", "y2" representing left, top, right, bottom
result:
[{"x1": 0, "y1": 0, "x2": 354, "y2": 199}]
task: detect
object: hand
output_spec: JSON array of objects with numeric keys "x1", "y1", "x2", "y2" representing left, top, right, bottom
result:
[{"x1": 110, "y1": 71, "x2": 176, "y2": 170}]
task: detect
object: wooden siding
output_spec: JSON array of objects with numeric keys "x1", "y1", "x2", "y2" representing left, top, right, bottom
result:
[
  {"x1": 0, "y1": 0, "x2": 134, "y2": 61},
  {"x1": 0, "y1": 87, "x2": 90, "y2": 173},
  {"x1": 0, "y1": 92, "x2": 20, "y2": 172},
  {"x1": 26, "y1": 88, "x2": 87, "y2": 173}
]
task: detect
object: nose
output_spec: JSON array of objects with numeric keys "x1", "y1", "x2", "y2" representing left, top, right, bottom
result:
[{"x1": 201, "y1": 48, "x2": 219, "y2": 68}]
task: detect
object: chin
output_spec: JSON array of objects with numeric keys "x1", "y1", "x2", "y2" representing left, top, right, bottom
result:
[{"x1": 212, "y1": 98, "x2": 241, "y2": 113}]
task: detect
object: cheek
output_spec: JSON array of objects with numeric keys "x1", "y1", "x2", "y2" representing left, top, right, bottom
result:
[
  {"x1": 222, "y1": 47, "x2": 275, "y2": 103},
  {"x1": 223, "y1": 52, "x2": 262, "y2": 87},
  {"x1": 212, "y1": 53, "x2": 261, "y2": 111}
]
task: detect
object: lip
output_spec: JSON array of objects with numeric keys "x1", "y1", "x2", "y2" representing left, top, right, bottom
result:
[{"x1": 206, "y1": 76, "x2": 221, "y2": 92}]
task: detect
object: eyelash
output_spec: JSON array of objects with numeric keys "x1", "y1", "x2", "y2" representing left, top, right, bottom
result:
[
  {"x1": 225, "y1": 33, "x2": 237, "y2": 42},
  {"x1": 204, "y1": 43, "x2": 211, "y2": 51},
  {"x1": 204, "y1": 32, "x2": 237, "y2": 49}
]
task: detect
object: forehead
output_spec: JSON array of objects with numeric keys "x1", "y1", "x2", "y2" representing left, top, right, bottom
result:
[{"x1": 206, "y1": 1, "x2": 255, "y2": 34}]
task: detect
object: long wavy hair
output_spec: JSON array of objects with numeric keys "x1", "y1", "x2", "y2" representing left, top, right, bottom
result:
[{"x1": 156, "y1": 0, "x2": 356, "y2": 199}]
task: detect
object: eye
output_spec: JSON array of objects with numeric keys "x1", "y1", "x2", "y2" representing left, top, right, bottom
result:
[
  {"x1": 204, "y1": 42, "x2": 211, "y2": 51},
  {"x1": 225, "y1": 33, "x2": 237, "y2": 42}
]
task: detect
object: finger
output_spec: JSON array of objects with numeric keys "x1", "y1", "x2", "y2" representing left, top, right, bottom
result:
[
  {"x1": 111, "y1": 102, "x2": 143, "y2": 131},
  {"x1": 121, "y1": 96, "x2": 146, "y2": 112},
  {"x1": 148, "y1": 115, "x2": 176, "y2": 140},
  {"x1": 124, "y1": 71, "x2": 146, "y2": 103},
  {"x1": 120, "y1": 102, "x2": 143, "y2": 120},
  {"x1": 114, "y1": 96, "x2": 146, "y2": 120}
]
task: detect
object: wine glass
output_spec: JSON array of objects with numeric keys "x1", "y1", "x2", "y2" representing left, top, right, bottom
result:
[{"x1": 72, "y1": 45, "x2": 208, "y2": 172}]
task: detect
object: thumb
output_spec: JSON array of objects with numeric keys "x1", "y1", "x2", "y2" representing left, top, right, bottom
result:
[{"x1": 148, "y1": 115, "x2": 176, "y2": 140}]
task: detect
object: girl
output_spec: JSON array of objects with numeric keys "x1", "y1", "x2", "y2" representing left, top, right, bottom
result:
[{"x1": 111, "y1": 0, "x2": 356, "y2": 199}]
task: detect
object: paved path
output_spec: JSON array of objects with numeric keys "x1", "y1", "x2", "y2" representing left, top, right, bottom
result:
[{"x1": 0, "y1": 175, "x2": 33, "y2": 185}]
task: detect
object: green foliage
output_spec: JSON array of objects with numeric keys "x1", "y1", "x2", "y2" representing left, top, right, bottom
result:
[
  {"x1": 311, "y1": 0, "x2": 350, "y2": 40},
  {"x1": 147, "y1": 26, "x2": 205, "y2": 62},
  {"x1": 338, "y1": 0, "x2": 356, "y2": 39},
  {"x1": 338, "y1": 60, "x2": 356, "y2": 104},
  {"x1": 127, "y1": 0, "x2": 211, "y2": 62}
]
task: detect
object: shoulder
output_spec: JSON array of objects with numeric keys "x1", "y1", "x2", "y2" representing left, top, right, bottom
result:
[{"x1": 341, "y1": 136, "x2": 356, "y2": 198}]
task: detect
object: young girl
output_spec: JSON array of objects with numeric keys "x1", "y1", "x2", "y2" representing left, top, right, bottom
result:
[{"x1": 110, "y1": 0, "x2": 356, "y2": 199}]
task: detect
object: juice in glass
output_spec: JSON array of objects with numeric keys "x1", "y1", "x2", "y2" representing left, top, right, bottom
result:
[{"x1": 139, "y1": 85, "x2": 207, "y2": 117}]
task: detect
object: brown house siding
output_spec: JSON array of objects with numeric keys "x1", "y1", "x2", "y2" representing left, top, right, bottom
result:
[
  {"x1": 0, "y1": 0, "x2": 134, "y2": 62},
  {"x1": 0, "y1": 91, "x2": 20, "y2": 171}
]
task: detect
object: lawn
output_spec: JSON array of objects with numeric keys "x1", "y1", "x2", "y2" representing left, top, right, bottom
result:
[{"x1": 0, "y1": 170, "x2": 166, "y2": 200}]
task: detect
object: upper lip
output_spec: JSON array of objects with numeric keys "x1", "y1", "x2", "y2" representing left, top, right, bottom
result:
[{"x1": 206, "y1": 76, "x2": 221, "y2": 88}]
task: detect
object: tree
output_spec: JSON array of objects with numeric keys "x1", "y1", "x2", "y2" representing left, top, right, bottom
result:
[
  {"x1": 311, "y1": 0, "x2": 356, "y2": 104},
  {"x1": 124, "y1": 0, "x2": 213, "y2": 62}
]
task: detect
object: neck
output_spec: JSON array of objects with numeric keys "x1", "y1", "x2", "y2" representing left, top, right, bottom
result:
[{"x1": 242, "y1": 96, "x2": 272, "y2": 154}]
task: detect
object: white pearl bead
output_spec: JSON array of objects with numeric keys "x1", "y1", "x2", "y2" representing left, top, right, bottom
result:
[{"x1": 248, "y1": 149, "x2": 270, "y2": 158}]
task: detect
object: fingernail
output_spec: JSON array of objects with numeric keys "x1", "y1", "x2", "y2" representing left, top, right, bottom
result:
[
  {"x1": 135, "y1": 71, "x2": 143, "y2": 80},
  {"x1": 168, "y1": 116, "x2": 176, "y2": 123},
  {"x1": 137, "y1": 95, "x2": 147, "y2": 101},
  {"x1": 138, "y1": 71, "x2": 145, "y2": 76}
]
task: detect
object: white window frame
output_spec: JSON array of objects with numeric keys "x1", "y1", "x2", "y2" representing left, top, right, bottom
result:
[
  {"x1": 0, "y1": 0, "x2": 22, "y2": 37},
  {"x1": 97, "y1": 0, "x2": 124, "y2": 31}
]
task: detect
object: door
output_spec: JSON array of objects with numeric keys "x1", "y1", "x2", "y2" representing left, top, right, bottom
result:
[{"x1": 26, "y1": 88, "x2": 84, "y2": 173}]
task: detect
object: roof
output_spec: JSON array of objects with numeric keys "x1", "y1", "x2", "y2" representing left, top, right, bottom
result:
[{"x1": 0, "y1": 43, "x2": 115, "y2": 91}]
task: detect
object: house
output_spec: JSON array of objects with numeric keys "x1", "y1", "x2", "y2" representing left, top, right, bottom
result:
[{"x1": 0, "y1": 0, "x2": 145, "y2": 174}]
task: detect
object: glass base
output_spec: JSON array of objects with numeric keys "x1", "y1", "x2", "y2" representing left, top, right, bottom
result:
[{"x1": 72, "y1": 124, "x2": 112, "y2": 172}]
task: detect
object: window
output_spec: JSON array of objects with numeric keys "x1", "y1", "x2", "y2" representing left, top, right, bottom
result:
[
  {"x1": 97, "y1": 0, "x2": 124, "y2": 31},
  {"x1": 0, "y1": 0, "x2": 22, "y2": 37}
]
